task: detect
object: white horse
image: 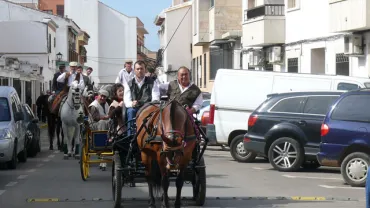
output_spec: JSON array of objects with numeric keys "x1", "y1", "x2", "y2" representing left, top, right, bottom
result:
[{"x1": 60, "y1": 81, "x2": 85, "y2": 159}]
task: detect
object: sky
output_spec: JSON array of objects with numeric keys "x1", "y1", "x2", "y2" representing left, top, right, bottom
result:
[{"x1": 99, "y1": 0, "x2": 173, "y2": 52}]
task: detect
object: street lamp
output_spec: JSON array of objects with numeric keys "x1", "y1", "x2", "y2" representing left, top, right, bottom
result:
[{"x1": 56, "y1": 52, "x2": 63, "y2": 61}]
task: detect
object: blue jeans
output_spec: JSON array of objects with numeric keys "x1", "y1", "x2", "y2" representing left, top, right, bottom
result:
[
  {"x1": 126, "y1": 107, "x2": 138, "y2": 136},
  {"x1": 367, "y1": 167, "x2": 370, "y2": 208}
]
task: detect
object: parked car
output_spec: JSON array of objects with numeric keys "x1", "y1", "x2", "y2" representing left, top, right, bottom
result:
[
  {"x1": 207, "y1": 69, "x2": 370, "y2": 161},
  {"x1": 317, "y1": 89, "x2": 370, "y2": 187},
  {"x1": 0, "y1": 86, "x2": 27, "y2": 169},
  {"x1": 21, "y1": 104, "x2": 41, "y2": 157},
  {"x1": 243, "y1": 91, "x2": 344, "y2": 171}
]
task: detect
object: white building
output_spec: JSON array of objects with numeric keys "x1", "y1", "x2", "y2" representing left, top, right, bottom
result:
[
  {"x1": 0, "y1": 0, "x2": 86, "y2": 108},
  {"x1": 242, "y1": 0, "x2": 285, "y2": 71},
  {"x1": 243, "y1": 0, "x2": 370, "y2": 79},
  {"x1": 154, "y1": 0, "x2": 193, "y2": 83},
  {"x1": 0, "y1": 20, "x2": 57, "y2": 105},
  {"x1": 64, "y1": 0, "x2": 137, "y2": 85},
  {"x1": 6, "y1": 0, "x2": 39, "y2": 9}
]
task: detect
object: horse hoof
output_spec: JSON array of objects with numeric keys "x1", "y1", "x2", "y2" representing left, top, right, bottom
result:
[
  {"x1": 63, "y1": 155, "x2": 69, "y2": 160},
  {"x1": 102, "y1": 167, "x2": 106, "y2": 171},
  {"x1": 149, "y1": 205, "x2": 156, "y2": 208},
  {"x1": 68, "y1": 153, "x2": 72, "y2": 157},
  {"x1": 74, "y1": 155, "x2": 80, "y2": 159}
]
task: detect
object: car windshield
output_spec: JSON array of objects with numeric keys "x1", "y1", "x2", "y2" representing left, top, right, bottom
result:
[
  {"x1": 202, "y1": 100, "x2": 210, "y2": 108},
  {"x1": 0, "y1": 97, "x2": 11, "y2": 122}
]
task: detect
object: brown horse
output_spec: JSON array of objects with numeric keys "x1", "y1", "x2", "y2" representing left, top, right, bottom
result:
[{"x1": 136, "y1": 100, "x2": 198, "y2": 208}]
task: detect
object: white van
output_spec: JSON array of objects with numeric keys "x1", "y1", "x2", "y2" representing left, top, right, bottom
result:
[{"x1": 207, "y1": 69, "x2": 370, "y2": 162}]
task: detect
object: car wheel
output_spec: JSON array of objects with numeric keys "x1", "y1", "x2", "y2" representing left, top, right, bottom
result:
[
  {"x1": 7, "y1": 143, "x2": 17, "y2": 169},
  {"x1": 230, "y1": 135, "x2": 257, "y2": 163},
  {"x1": 268, "y1": 137, "x2": 304, "y2": 172},
  {"x1": 341, "y1": 152, "x2": 369, "y2": 187},
  {"x1": 18, "y1": 139, "x2": 27, "y2": 163}
]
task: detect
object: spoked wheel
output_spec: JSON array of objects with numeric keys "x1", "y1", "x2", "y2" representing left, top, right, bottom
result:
[
  {"x1": 80, "y1": 141, "x2": 90, "y2": 181},
  {"x1": 268, "y1": 137, "x2": 304, "y2": 172},
  {"x1": 112, "y1": 156, "x2": 122, "y2": 208},
  {"x1": 192, "y1": 157, "x2": 206, "y2": 206}
]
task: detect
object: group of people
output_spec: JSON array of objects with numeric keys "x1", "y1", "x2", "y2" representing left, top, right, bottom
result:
[{"x1": 48, "y1": 59, "x2": 203, "y2": 148}]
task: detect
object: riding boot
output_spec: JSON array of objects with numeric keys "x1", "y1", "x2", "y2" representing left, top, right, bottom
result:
[{"x1": 63, "y1": 144, "x2": 68, "y2": 155}]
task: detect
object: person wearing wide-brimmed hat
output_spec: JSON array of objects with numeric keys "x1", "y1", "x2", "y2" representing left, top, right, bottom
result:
[{"x1": 115, "y1": 59, "x2": 134, "y2": 86}]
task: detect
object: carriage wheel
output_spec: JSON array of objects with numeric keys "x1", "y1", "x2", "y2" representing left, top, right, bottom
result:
[
  {"x1": 112, "y1": 161, "x2": 122, "y2": 208},
  {"x1": 80, "y1": 142, "x2": 90, "y2": 181},
  {"x1": 192, "y1": 156, "x2": 206, "y2": 206}
]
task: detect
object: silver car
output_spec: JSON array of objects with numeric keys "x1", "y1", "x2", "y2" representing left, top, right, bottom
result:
[{"x1": 0, "y1": 86, "x2": 27, "y2": 169}]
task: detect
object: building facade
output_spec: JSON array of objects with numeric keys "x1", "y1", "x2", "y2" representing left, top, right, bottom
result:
[
  {"x1": 192, "y1": 0, "x2": 242, "y2": 92},
  {"x1": 155, "y1": 0, "x2": 193, "y2": 83},
  {"x1": 64, "y1": 0, "x2": 137, "y2": 85},
  {"x1": 0, "y1": 20, "x2": 57, "y2": 108},
  {"x1": 0, "y1": 0, "x2": 89, "y2": 108}
]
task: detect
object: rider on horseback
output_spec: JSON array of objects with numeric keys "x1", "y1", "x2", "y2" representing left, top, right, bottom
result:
[
  {"x1": 166, "y1": 66, "x2": 203, "y2": 139},
  {"x1": 51, "y1": 62, "x2": 85, "y2": 114}
]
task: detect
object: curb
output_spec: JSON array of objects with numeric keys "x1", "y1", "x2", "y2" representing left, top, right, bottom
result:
[{"x1": 26, "y1": 196, "x2": 363, "y2": 203}]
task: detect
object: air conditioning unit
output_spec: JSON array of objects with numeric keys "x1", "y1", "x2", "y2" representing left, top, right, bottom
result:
[
  {"x1": 268, "y1": 46, "x2": 282, "y2": 63},
  {"x1": 344, "y1": 34, "x2": 363, "y2": 56},
  {"x1": 248, "y1": 51, "x2": 262, "y2": 67}
]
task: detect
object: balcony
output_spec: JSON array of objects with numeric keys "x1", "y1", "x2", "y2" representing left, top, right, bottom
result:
[
  {"x1": 329, "y1": 0, "x2": 370, "y2": 32},
  {"x1": 137, "y1": 45, "x2": 149, "y2": 55},
  {"x1": 242, "y1": 4, "x2": 285, "y2": 47},
  {"x1": 69, "y1": 50, "x2": 79, "y2": 62}
]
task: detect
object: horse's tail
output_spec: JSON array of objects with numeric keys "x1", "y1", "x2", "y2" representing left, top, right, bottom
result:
[{"x1": 149, "y1": 159, "x2": 162, "y2": 196}]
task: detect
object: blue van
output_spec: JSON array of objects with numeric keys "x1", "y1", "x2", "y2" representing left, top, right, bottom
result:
[{"x1": 317, "y1": 89, "x2": 370, "y2": 187}]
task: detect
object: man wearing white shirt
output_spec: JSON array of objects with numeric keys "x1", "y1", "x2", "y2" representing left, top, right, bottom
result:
[
  {"x1": 124, "y1": 60, "x2": 160, "y2": 135},
  {"x1": 51, "y1": 62, "x2": 85, "y2": 114},
  {"x1": 115, "y1": 60, "x2": 134, "y2": 86}
]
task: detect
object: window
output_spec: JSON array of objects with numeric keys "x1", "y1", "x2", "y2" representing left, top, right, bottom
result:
[
  {"x1": 199, "y1": 56, "x2": 202, "y2": 88},
  {"x1": 337, "y1": 82, "x2": 360, "y2": 91},
  {"x1": 287, "y1": 58, "x2": 298, "y2": 73},
  {"x1": 336, "y1": 53, "x2": 349, "y2": 76},
  {"x1": 331, "y1": 94, "x2": 370, "y2": 122},
  {"x1": 287, "y1": 0, "x2": 299, "y2": 9},
  {"x1": 196, "y1": 57, "x2": 199, "y2": 86},
  {"x1": 54, "y1": 37, "x2": 56, "y2": 48},
  {"x1": 210, "y1": 0, "x2": 214, "y2": 8},
  {"x1": 270, "y1": 97, "x2": 305, "y2": 113},
  {"x1": 56, "y1": 5, "x2": 64, "y2": 17},
  {"x1": 48, "y1": 34, "x2": 51, "y2": 53},
  {"x1": 204, "y1": 53, "x2": 207, "y2": 88},
  {"x1": 303, "y1": 96, "x2": 339, "y2": 115},
  {"x1": 0, "y1": 98, "x2": 10, "y2": 121}
]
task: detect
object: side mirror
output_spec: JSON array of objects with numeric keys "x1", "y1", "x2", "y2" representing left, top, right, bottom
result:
[
  {"x1": 14, "y1": 112, "x2": 24, "y2": 122},
  {"x1": 32, "y1": 118, "x2": 39, "y2": 123}
]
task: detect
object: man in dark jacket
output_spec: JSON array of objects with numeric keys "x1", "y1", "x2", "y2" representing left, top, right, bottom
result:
[
  {"x1": 124, "y1": 60, "x2": 160, "y2": 135},
  {"x1": 52, "y1": 64, "x2": 66, "y2": 94}
]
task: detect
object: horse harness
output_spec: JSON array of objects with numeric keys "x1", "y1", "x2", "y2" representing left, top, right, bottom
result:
[{"x1": 135, "y1": 100, "x2": 197, "y2": 156}]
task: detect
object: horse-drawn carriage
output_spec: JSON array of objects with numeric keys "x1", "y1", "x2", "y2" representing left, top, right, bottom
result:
[
  {"x1": 109, "y1": 98, "x2": 208, "y2": 208},
  {"x1": 79, "y1": 117, "x2": 114, "y2": 181}
]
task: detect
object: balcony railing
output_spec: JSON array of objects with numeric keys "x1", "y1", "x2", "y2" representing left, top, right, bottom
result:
[
  {"x1": 69, "y1": 50, "x2": 79, "y2": 62},
  {"x1": 244, "y1": 4, "x2": 285, "y2": 21},
  {"x1": 137, "y1": 45, "x2": 149, "y2": 55}
]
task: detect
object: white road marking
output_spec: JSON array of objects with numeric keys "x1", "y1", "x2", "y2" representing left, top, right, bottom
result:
[
  {"x1": 17, "y1": 175, "x2": 28, "y2": 180},
  {"x1": 42, "y1": 159, "x2": 50, "y2": 162},
  {"x1": 319, "y1": 185, "x2": 364, "y2": 190},
  {"x1": 5, "y1": 182, "x2": 17, "y2": 187},
  {"x1": 0, "y1": 190, "x2": 5, "y2": 196},
  {"x1": 27, "y1": 169, "x2": 36, "y2": 173},
  {"x1": 48, "y1": 155, "x2": 55, "y2": 158},
  {"x1": 252, "y1": 167, "x2": 270, "y2": 170},
  {"x1": 36, "y1": 163, "x2": 44, "y2": 168},
  {"x1": 282, "y1": 174, "x2": 341, "y2": 180}
]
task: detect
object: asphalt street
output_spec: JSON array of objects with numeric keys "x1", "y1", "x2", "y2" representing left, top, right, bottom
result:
[{"x1": 0, "y1": 127, "x2": 366, "y2": 208}]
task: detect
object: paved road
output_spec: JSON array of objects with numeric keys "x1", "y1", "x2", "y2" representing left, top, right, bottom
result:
[{"x1": 0, "y1": 128, "x2": 366, "y2": 207}]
